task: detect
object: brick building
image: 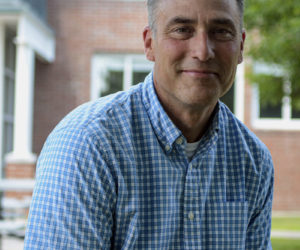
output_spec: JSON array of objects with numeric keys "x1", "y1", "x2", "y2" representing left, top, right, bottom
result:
[{"x1": 0, "y1": 0, "x2": 299, "y2": 211}]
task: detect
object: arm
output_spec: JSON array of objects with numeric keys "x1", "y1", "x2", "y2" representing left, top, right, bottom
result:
[
  {"x1": 24, "y1": 126, "x2": 116, "y2": 249},
  {"x1": 246, "y1": 152, "x2": 274, "y2": 250}
]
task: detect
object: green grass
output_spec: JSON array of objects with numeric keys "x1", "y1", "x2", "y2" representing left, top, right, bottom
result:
[
  {"x1": 272, "y1": 217, "x2": 300, "y2": 231},
  {"x1": 271, "y1": 217, "x2": 300, "y2": 249},
  {"x1": 271, "y1": 238, "x2": 300, "y2": 250}
]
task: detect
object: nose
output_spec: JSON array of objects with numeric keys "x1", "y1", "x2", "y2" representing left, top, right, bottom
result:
[{"x1": 190, "y1": 31, "x2": 214, "y2": 62}]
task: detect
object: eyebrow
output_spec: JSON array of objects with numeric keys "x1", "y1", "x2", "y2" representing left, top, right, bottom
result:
[
  {"x1": 211, "y1": 18, "x2": 236, "y2": 30},
  {"x1": 166, "y1": 16, "x2": 197, "y2": 28},
  {"x1": 166, "y1": 16, "x2": 237, "y2": 31}
]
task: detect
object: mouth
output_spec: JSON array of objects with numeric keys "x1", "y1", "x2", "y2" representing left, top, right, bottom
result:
[{"x1": 181, "y1": 69, "x2": 218, "y2": 78}]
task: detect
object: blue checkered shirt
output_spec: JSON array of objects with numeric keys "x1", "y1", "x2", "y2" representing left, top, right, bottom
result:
[{"x1": 25, "y1": 73, "x2": 274, "y2": 249}]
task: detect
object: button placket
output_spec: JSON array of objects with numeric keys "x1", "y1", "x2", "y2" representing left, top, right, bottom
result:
[
  {"x1": 185, "y1": 163, "x2": 198, "y2": 222},
  {"x1": 188, "y1": 211, "x2": 195, "y2": 221},
  {"x1": 176, "y1": 136, "x2": 184, "y2": 145},
  {"x1": 165, "y1": 144, "x2": 171, "y2": 151}
]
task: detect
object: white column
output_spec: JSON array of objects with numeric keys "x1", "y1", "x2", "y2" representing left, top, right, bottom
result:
[
  {"x1": 6, "y1": 20, "x2": 36, "y2": 164},
  {"x1": 0, "y1": 23, "x2": 5, "y2": 177},
  {"x1": 123, "y1": 56, "x2": 133, "y2": 91},
  {"x1": 235, "y1": 62, "x2": 245, "y2": 122}
]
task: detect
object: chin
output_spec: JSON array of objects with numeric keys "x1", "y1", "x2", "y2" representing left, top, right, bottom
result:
[{"x1": 181, "y1": 93, "x2": 219, "y2": 108}]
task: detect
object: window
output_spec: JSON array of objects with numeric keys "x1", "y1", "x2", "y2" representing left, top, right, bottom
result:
[
  {"x1": 3, "y1": 28, "x2": 16, "y2": 156},
  {"x1": 91, "y1": 54, "x2": 153, "y2": 100},
  {"x1": 0, "y1": 28, "x2": 16, "y2": 176},
  {"x1": 252, "y1": 63, "x2": 300, "y2": 130}
]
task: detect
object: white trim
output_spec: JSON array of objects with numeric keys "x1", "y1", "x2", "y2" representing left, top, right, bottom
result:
[
  {"x1": 0, "y1": 23, "x2": 5, "y2": 178},
  {"x1": 0, "y1": 0, "x2": 55, "y2": 62},
  {"x1": 6, "y1": 24, "x2": 37, "y2": 164},
  {"x1": 0, "y1": 9, "x2": 55, "y2": 164},
  {"x1": 235, "y1": 62, "x2": 245, "y2": 122},
  {"x1": 252, "y1": 86, "x2": 300, "y2": 131},
  {"x1": 15, "y1": 13, "x2": 55, "y2": 62},
  {"x1": 0, "y1": 178, "x2": 35, "y2": 191},
  {"x1": 123, "y1": 56, "x2": 133, "y2": 91},
  {"x1": 5, "y1": 152, "x2": 36, "y2": 164},
  {"x1": 253, "y1": 119, "x2": 300, "y2": 131},
  {"x1": 251, "y1": 62, "x2": 300, "y2": 131},
  {"x1": 90, "y1": 54, "x2": 153, "y2": 101}
]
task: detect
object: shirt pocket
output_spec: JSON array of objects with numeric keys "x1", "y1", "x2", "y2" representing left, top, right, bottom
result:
[{"x1": 202, "y1": 201, "x2": 248, "y2": 250}]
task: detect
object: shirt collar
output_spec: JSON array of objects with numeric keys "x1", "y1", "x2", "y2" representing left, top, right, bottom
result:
[
  {"x1": 142, "y1": 72, "x2": 222, "y2": 154},
  {"x1": 142, "y1": 72, "x2": 182, "y2": 153}
]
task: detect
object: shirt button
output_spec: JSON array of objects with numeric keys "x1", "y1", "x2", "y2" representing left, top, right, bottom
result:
[
  {"x1": 165, "y1": 145, "x2": 171, "y2": 151},
  {"x1": 188, "y1": 211, "x2": 195, "y2": 221},
  {"x1": 176, "y1": 137, "x2": 184, "y2": 145}
]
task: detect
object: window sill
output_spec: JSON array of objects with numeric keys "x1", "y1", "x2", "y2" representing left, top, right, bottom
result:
[{"x1": 252, "y1": 119, "x2": 300, "y2": 131}]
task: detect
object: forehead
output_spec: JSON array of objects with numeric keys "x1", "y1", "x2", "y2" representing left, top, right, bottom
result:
[{"x1": 156, "y1": 0, "x2": 240, "y2": 27}]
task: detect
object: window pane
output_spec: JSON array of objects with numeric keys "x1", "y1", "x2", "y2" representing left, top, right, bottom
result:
[
  {"x1": 258, "y1": 83, "x2": 282, "y2": 118},
  {"x1": 133, "y1": 71, "x2": 149, "y2": 85},
  {"x1": 292, "y1": 108, "x2": 300, "y2": 119},
  {"x1": 220, "y1": 83, "x2": 235, "y2": 113},
  {"x1": 260, "y1": 103, "x2": 282, "y2": 118},
  {"x1": 3, "y1": 122, "x2": 13, "y2": 154},
  {"x1": 291, "y1": 95, "x2": 300, "y2": 119},
  {"x1": 5, "y1": 29, "x2": 16, "y2": 71},
  {"x1": 4, "y1": 76, "x2": 15, "y2": 116},
  {"x1": 101, "y1": 70, "x2": 123, "y2": 97}
]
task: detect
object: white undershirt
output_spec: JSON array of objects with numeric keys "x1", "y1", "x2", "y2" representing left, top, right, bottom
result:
[{"x1": 185, "y1": 140, "x2": 201, "y2": 161}]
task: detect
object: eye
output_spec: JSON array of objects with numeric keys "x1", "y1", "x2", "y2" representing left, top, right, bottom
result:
[
  {"x1": 211, "y1": 28, "x2": 235, "y2": 41},
  {"x1": 174, "y1": 27, "x2": 193, "y2": 34},
  {"x1": 169, "y1": 26, "x2": 194, "y2": 39}
]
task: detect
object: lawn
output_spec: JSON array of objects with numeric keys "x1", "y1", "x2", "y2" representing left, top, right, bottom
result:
[
  {"x1": 271, "y1": 238, "x2": 300, "y2": 250},
  {"x1": 272, "y1": 217, "x2": 300, "y2": 231},
  {"x1": 271, "y1": 216, "x2": 300, "y2": 249}
]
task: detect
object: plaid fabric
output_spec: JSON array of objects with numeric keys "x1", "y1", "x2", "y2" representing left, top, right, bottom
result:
[{"x1": 24, "y1": 73, "x2": 274, "y2": 249}]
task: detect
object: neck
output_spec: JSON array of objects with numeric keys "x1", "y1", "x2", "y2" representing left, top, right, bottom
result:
[{"x1": 162, "y1": 101, "x2": 217, "y2": 143}]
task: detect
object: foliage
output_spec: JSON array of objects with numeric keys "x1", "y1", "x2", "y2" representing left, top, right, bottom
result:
[{"x1": 244, "y1": 0, "x2": 300, "y2": 110}]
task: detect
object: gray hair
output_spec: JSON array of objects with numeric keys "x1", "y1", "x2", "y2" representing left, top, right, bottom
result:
[{"x1": 147, "y1": 0, "x2": 244, "y2": 31}]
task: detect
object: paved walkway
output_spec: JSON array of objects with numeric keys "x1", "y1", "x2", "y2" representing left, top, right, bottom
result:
[
  {"x1": 1, "y1": 236, "x2": 24, "y2": 250},
  {"x1": 271, "y1": 230, "x2": 300, "y2": 239}
]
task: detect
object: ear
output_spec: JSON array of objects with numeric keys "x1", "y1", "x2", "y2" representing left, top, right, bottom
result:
[
  {"x1": 143, "y1": 26, "x2": 155, "y2": 62},
  {"x1": 238, "y1": 29, "x2": 246, "y2": 64}
]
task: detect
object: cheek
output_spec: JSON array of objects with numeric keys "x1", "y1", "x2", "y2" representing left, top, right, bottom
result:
[
  {"x1": 160, "y1": 39, "x2": 186, "y2": 61},
  {"x1": 219, "y1": 45, "x2": 240, "y2": 71}
]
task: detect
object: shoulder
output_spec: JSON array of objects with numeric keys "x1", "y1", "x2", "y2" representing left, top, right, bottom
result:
[
  {"x1": 39, "y1": 84, "x2": 143, "y2": 164},
  {"x1": 219, "y1": 102, "x2": 273, "y2": 171},
  {"x1": 52, "y1": 84, "x2": 142, "y2": 137}
]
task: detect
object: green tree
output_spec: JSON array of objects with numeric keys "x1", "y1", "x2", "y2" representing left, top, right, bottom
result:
[{"x1": 244, "y1": 0, "x2": 300, "y2": 111}]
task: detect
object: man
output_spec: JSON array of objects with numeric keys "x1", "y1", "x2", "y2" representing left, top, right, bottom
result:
[{"x1": 25, "y1": 0, "x2": 274, "y2": 249}]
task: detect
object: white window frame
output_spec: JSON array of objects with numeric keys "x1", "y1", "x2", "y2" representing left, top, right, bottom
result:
[
  {"x1": 3, "y1": 67, "x2": 15, "y2": 152},
  {"x1": 251, "y1": 62, "x2": 300, "y2": 131},
  {"x1": 0, "y1": 26, "x2": 16, "y2": 177},
  {"x1": 90, "y1": 54, "x2": 154, "y2": 101},
  {"x1": 234, "y1": 63, "x2": 245, "y2": 122}
]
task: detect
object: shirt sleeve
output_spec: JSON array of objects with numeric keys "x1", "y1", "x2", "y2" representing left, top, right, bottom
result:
[
  {"x1": 24, "y1": 126, "x2": 117, "y2": 249},
  {"x1": 246, "y1": 151, "x2": 274, "y2": 250}
]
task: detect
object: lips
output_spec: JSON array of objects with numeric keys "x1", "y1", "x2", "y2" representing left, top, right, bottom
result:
[{"x1": 181, "y1": 69, "x2": 218, "y2": 78}]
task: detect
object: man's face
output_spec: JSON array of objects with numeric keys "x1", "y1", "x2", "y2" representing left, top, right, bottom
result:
[{"x1": 144, "y1": 0, "x2": 245, "y2": 110}]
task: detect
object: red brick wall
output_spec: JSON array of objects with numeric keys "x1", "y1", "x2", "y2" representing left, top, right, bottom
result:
[{"x1": 255, "y1": 131, "x2": 300, "y2": 211}]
